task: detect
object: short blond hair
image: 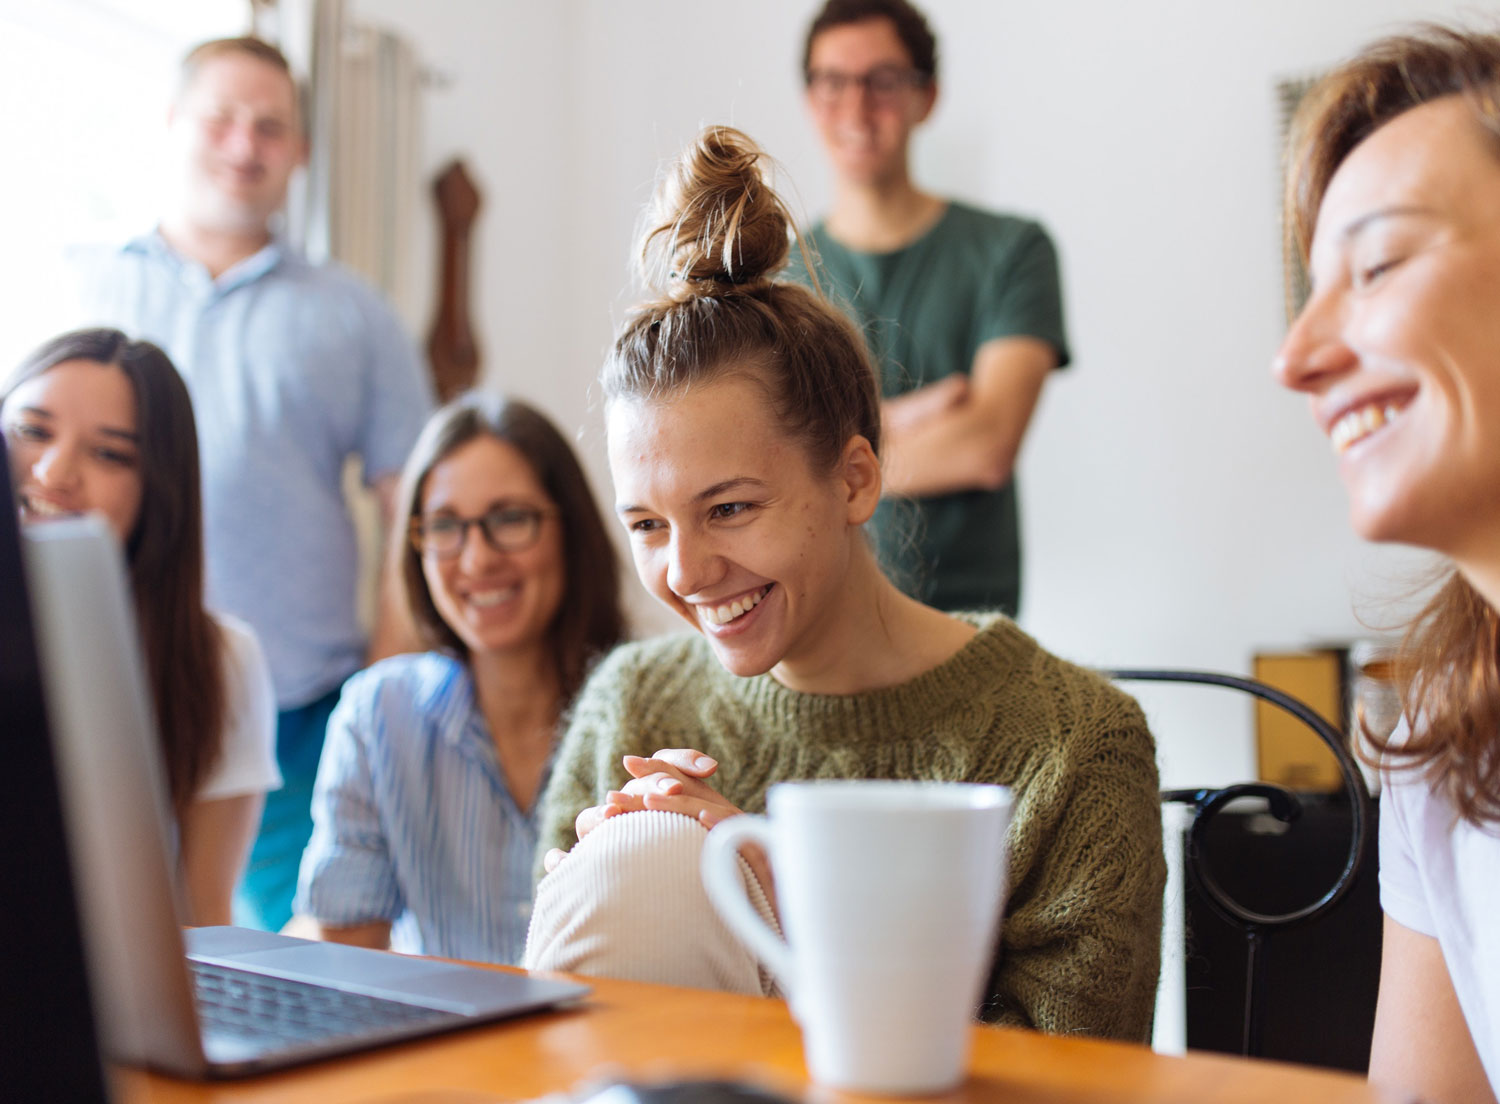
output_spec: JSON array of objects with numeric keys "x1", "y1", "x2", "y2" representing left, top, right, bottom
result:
[{"x1": 176, "y1": 36, "x2": 304, "y2": 133}]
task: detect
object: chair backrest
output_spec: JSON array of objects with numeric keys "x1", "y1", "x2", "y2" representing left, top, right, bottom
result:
[{"x1": 1107, "y1": 668, "x2": 1375, "y2": 1065}]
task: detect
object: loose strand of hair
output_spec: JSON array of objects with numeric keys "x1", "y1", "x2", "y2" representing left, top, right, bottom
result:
[{"x1": 1363, "y1": 573, "x2": 1500, "y2": 824}]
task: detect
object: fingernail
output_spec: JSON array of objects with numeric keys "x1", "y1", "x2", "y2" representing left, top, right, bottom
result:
[
  {"x1": 657, "y1": 777, "x2": 679, "y2": 793},
  {"x1": 694, "y1": 755, "x2": 716, "y2": 770}
]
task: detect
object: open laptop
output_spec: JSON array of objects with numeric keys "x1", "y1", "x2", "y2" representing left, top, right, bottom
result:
[
  {"x1": 18, "y1": 510, "x2": 588, "y2": 1079},
  {"x1": 0, "y1": 443, "x2": 112, "y2": 1100}
]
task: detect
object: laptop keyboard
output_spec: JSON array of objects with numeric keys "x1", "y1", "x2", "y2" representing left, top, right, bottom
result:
[{"x1": 191, "y1": 960, "x2": 456, "y2": 1047}]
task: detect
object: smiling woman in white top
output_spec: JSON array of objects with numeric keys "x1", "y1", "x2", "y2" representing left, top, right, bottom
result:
[
  {"x1": 1, "y1": 328, "x2": 280, "y2": 926},
  {"x1": 1277, "y1": 26, "x2": 1500, "y2": 1104},
  {"x1": 293, "y1": 394, "x2": 626, "y2": 963}
]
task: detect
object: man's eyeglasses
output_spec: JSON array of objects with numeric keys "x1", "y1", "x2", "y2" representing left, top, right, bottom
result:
[
  {"x1": 805, "y1": 64, "x2": 930, "y2": 106},
  {"x1": 410, "y1": 504, "x2": 554, "y2": 559}
]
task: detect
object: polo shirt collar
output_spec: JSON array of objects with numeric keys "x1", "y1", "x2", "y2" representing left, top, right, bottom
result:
[{"x1": 125, "y1": 228, "x2": 287, "y2": 295}]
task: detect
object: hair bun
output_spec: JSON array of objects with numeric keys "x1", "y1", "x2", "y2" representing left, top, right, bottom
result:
[{"x1": 641, "y1": 126, "x2": 792, "y2": 300}]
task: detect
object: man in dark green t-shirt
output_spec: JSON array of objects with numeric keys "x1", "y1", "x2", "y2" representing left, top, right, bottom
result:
[{"x1": 789, "y1": 0, "x2": 1069, "y2": 615}]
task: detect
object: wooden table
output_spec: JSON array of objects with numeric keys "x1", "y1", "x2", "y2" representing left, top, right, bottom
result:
[{"x1": 116, "y1": 969, "x2": 1397, "y2": 1104}]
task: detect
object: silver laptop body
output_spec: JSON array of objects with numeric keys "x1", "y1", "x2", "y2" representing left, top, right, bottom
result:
[{"x1": 23, "y1": 517, "x2": 587, "y2": 1078}]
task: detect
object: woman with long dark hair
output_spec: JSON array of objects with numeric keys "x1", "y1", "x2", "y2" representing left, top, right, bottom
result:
[
  {"x1": 2, "y1": 328, "x2": 279, "y2": 924},
  {"x1": 1277, "y1": 26, "x2": 1500, "y2": 1103},
  {"x1": 293, "y1": 393, "x2": 626, "y2": 964}
]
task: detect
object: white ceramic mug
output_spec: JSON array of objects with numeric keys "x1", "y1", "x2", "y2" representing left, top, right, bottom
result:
[{"x1": 701, "y1": 780, "x2": 1012, "y2": 1095}]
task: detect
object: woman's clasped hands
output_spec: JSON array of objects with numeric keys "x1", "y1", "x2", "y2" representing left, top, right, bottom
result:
[{"x1": 543, "y1": 749, "x2": 758, "y2": 878}]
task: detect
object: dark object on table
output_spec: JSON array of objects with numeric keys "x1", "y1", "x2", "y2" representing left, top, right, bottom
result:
[{"x1": 567, "y1": 1079, "x2": 799, "y2": 1104}]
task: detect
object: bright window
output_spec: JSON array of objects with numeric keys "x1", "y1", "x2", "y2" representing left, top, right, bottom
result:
[{"x1": 0, "y1": 0, "x2": 248, "y2": 369}]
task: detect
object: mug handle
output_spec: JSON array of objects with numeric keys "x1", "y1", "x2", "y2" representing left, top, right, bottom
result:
[{"x1": 700, "y1": 815, "x2": 794, "y2": 992}]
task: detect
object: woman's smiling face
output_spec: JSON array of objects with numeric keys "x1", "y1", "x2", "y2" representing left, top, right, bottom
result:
[
  {"x1": 608, "y1": 373, "x2": 873, "y2": 681},
  {"x1": 3, "y1": 359, "x2": 143, "y2": 543},
  {"x1": 417, "y1": 435, "x2": 566, "y2": 659},
  {"x1": 1274, "y1": 96, "x2": 1500, "y2": 559}
]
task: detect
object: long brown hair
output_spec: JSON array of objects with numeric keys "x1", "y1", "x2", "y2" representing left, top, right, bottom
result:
[
  {"x1": 605, "y1": 126, "x2": 882, "y2": 475},
  {"x1": 3, "y1": 329, "x2": 226, "y2": 821},
  {"x1": 1283, "y1": 25, "x2": 1500, "y2": 824},
  {"x1": 394, "y1": 392, "x2": 626, "y2": 703}
]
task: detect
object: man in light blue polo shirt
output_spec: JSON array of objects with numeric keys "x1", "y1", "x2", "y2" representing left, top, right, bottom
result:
[{"x1": 72, "y1": 37, "x2": 434, "y2": 931}]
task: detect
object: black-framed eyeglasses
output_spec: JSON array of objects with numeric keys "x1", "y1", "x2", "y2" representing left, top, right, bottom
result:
[
  {"x1": 805, "y1": 64, "x2": 929, "y2": 105},
  {"x1": 410, "y1": 504, "x2": 554, "y2": 559}
]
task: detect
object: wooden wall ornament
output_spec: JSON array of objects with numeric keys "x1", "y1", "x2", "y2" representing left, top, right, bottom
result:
[{"x1": 427, "y1": 160, "x2": 482, "y2": 401}]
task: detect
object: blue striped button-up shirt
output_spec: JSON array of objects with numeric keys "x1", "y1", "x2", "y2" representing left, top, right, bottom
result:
[{"x1": 295, "y1": 653, "x2": 545, "y2": 964}]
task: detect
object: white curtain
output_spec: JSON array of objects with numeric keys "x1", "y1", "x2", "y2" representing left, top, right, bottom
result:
[
  {"x1": 253, "y1": 0, "x2": 338, "y2": 261},
  {"x1": 256, "y1": 0, "x2": 422, "y2": 321},
  {"x1": 329, "y1": 22, "x2": 422, "y2": 319}
]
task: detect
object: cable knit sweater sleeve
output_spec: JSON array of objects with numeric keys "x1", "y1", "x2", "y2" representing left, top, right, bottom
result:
[{"x1": 976, "y1": 661, "x2": 1164, "y2": 1040}]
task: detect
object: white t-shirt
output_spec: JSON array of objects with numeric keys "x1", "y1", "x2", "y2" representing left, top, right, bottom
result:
[
  {"x1": 196, "y1": 614, "x2": 281, "y2": 801},
  {"x1": 1379, "y1": 759, "x2": 1500, "y2": 1091}
]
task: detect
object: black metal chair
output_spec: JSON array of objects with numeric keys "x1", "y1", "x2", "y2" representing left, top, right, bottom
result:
[{"x1": 1105, "y1": 668, "x2": 1374, "y2": 1059}]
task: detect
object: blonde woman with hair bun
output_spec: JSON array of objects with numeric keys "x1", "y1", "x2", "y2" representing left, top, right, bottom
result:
[{"x1": 523, "y1": 127, "x2": 1165, "y2": 1041}]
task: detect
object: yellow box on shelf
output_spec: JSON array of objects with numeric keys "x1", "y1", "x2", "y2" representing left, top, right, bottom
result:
[{"x1": 1252, "y1": 649, "x2": 1346, "y2": 793}]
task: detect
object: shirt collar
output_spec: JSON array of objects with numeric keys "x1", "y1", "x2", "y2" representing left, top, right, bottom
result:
[
  {"x1": 124, "y1": 228, "x2": 287, "y2": 294},
  {"x1": 429, "y1": 657, "x2": 481, "y2": 749}
]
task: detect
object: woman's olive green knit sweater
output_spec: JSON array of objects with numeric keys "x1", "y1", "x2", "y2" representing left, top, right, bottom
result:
[{"x1": 536, "y1": 614, "x2": 1165, "y2": 1042}]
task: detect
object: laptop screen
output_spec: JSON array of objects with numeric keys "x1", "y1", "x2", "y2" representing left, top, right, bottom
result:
[{"x1": 0, "y1": 436, "x2": 112, "y2": 1101}]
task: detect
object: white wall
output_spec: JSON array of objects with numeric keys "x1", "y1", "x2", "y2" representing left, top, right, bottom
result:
[{"x1": 353, "y1": 0, "x2": 1492, "y2": 787}]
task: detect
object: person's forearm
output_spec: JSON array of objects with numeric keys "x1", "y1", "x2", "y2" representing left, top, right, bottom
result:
[
  {"x1": 185, "y1": 882, "x2": 234, "y2": 927},
  {"x1": 882, "y1": 376, "x2": 968, "y2": 435},
  {"x1": 181, "y1": 793, "x2": 262, "y2": 926},
  {"x1": 882, "y1": 409, "x2": 1022, "y2": 498},
  {"x1": 366, "y1": 474, "x2": 418, "y2": 665},
  {"x1": 1370, "y1": 916, "x2": 1497, "y2": 1104},
  {"x1": 305, "y1": 919, "x2": 392, "y2": 950},
  {"x1": 881, "y1": 336, "x2": 1054, "y2": 498}
]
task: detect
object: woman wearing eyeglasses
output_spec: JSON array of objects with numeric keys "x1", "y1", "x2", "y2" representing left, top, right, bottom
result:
[{"x1": 292, "y1": 393, "x2": 626, "y2": 964}]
